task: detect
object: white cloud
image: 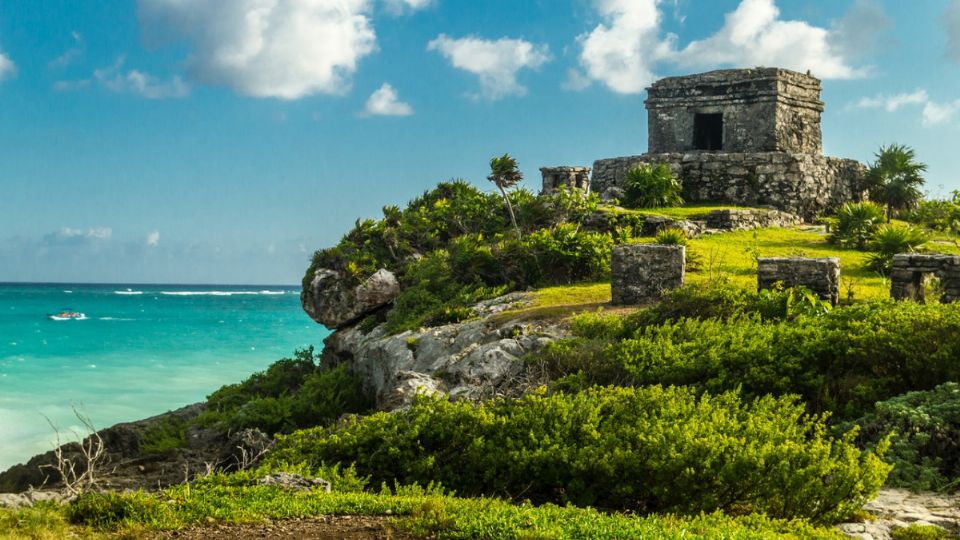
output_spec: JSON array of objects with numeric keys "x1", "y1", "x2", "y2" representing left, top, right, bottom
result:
[
  {"x1": 146, "y1": 231, "x2": 161, "y2": 247},
  {"x1": 923, "y1": 100, "x2": 960, "y2": 126},
  {"x1": 137, "y1": 0, "x2": 377, "y2": 99},
  {"x1": 0, "y1": 51, "x2": 15, "y2": 82},
  {"x1": 94, "y1": 57, "x2": 190, "y2": 99},
  {"x1": 576, "y1": 0, "x2": 669, "y2": 94},
  {"x1": 43, "y1": 227, "x2": 113, "y2": 246},
  {"x1": 49, "y1": 32, "x2": 85, "y2": 69},
  {"x1": 947, "y1": 0, "x2": 960, "y2": 62},
  {"x1": 427, "y1": 34, "x2": 550, "y2": 100},
  {"x1": 575, "y1": 0, "x2": 866, "y2": 95},
  {"x1": 853, "y1": 90, "x2": 929, "y2": 112},
  {"x1": 827, "y1": 0, "x2": 891, "y2": 62},
  {"x1": 672, "y1": 0, "x2": 864, "y2": 79},
  {"x1": 364, "y1": 83, "x2": 413, "y2": 116},
  {"x1": 562, "y1": 68, "x2": 593, "y2": 91},
  {"x1": 848, "y1": 88, "x2": 960, "y2": 128},
  {"x1": 383, "y1": 0, "x2": 432, "y2": 15}
]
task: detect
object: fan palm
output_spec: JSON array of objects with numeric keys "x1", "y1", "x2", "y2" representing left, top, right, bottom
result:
[{"x1": 865, "y1": 144, "x2": 927, "y2": 222}]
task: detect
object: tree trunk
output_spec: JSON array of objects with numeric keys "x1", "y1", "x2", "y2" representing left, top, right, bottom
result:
[{"x1": 498, "y1": 185, "x2": 521, "y2": 239}]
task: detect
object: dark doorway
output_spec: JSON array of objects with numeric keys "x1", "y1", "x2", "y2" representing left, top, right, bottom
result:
[{"x1": 693, "y1": 113, "x2": 723, "y2": 151}]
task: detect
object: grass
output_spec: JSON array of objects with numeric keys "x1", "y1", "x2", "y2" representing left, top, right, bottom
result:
[
  {"x1": 494, "y1": 223, "x2": 960, "y2": 326},
  {"x1": 7, "y1": 472, "x2": 844, "y2": 539},
  {"x1": 0, "y1": 503, "x2": 106, "y2": 540},
  {"x1": 603, "y1": 203, "x2": 751, "y2": 220}
]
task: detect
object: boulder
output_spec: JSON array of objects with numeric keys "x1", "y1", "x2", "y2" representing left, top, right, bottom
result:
[
  {"x1": 322, "y1": 292, "x2": 568, "y2": 410},
  {"x1": 301, "y1": 268, "x2": 401, "y2": 329}
]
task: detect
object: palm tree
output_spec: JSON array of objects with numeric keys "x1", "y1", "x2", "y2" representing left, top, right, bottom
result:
[
  {"x1": 488, "y1": 153, "x2": 523, "y2": 238},
  {"x1": 865, "y1": 144, "x2": 927, "y2": 222}
]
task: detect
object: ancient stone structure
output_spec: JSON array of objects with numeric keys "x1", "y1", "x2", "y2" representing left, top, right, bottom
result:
[
  {"x1": 703, "y1": 208, "x2": 801, "y2": 230},
  {"x1": 611, "y1": 244, "x2": 685, "y2": 305},
  {"x1": 757, "y1": 257, "x2": 841, "y2": 305},
  {"x1": 540, "y1": 166, "x2": 591, "y2": 195},
  {"x1": 890, "y1": 254, "x2": 960, "y2": 304},
  {"x1": 592, "y1": 68, "x2": 866, "y2": 220}
]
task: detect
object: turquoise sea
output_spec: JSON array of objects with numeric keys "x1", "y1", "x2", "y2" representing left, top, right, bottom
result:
[{"x1": 0, "y1": 283, "x2": 328, "y2": 470}]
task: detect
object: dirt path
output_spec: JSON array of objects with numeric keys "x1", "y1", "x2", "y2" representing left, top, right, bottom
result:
[{"x1": 153, "y1": 515, "x2": 418, "y2": 539}]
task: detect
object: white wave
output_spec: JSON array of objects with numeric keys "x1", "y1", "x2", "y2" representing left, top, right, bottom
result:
[
  {"x1": 114, "y1": 290, "x2": 143, "y2": 295},
  {"x1": 160, "y1": 290, "x2": 286, "y2": 296},
  {"x1": 99, "y1": 317, "x2": 135, "y2": 321},
  {"x1": 63, "y1": 290, "x2": 73, "y2": 294}
]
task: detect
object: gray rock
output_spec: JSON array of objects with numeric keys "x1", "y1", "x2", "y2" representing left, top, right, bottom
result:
[
  {"x1": 301, "y1": 268, "x2": 400, "y2": 329},
  {"x1": 322, "y1": 292, "x2": 567, "y2": 410},
  {"x1": 837, "y1": 488, "x2": 960, "y2": 539},
  {"x1": 254, "y1": 472, "x2": 331, "y2": 493}
]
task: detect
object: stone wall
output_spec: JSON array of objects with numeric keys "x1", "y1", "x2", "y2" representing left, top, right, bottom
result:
[
  {"x1": 540, "y1": 166, "x2": 591, "y2": 195},
  {"x1": 592, "y1": 152, "x2": 865, "y2": 220},
  {"x1": 757, "y1": 257, "x2": 841, "y2": 305},
  {"x1": 611, "y1": 244, "x2": 685, "y2": 305},
  {"x1": 645, "y1": 68, "x2": 823, "y2": 155},
  {"x1": 703, "y1": 208, "x2": 801, "y2": 230},
  {"x1": 890, "y1": 254, "x2": 960, "y2": 304}
]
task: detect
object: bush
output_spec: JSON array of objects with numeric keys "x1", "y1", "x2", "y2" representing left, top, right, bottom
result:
[
  {"x1": 199, "y1": 347, "x2": 372, "y2": 435},
  {"x1": 654, "y1": 227, "x2": 688, "y2": 246},
  {"x1": 622, "y1": 164, "x2": 684, "y2": 209},
  {"x1": 891, "y1": 524, "x2": 952, "y2": 540},
  {"x1": 269, "y1": 386, "x2": 889, "y2": 523},
  {"x1": 904, "y1": 199, "x2": 960, "y2": 233},
  {"x1": 541, "y1": 300, "x2": 960, "y2": 420},
  {"x1": 847, "y1": 382, "x2": 960, "y2": 492},
  {"x1": 865, "y1": 224, "x2": 929, "y2": 273},
  {"x1": 828, "y1": 202, "x2": 886, "y2": 249}
]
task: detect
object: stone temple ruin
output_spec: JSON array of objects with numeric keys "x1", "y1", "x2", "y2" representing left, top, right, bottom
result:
[{"x1": 588, "y1": 68, "x2": 866, "y2": 220}]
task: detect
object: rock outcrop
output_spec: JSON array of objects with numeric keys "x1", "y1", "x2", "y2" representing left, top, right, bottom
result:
[
  {"x1": 0, "y1": 404, "x2": 271, "y2": 496},
  {"x1": 301, "y1": 268, "x2": 401, "y2": 329},
  {"x1": 322, "y1": 293, "x2": 568, "y2": 410},
  {"x1": 838, "y1": 489, "x2": 960, "y2": 539}
]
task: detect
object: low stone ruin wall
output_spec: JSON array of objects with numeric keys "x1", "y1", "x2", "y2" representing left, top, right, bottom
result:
[
  {"x1": 890, "y1": 254, "x2": 960, "y2": 304},
  {"x1": 757, "y1": 257, "x2": 841, "y2": 305},
  {"x1": 702, "y1": 209, "x2": 801, "y2": 230},
  {"x1": 611, "y1": 244, "x2": 685, "y2": 305},
  {"x1": 591, "y1": 152, "x2": 865, "y2": 220},
  {"x1": 540, "y1": 166, "x2": 591, "y2": 195}
]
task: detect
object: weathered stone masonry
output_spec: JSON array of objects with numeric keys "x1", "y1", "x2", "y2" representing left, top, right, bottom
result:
[
  {"x1": 540, "y1": 166, "x2": 591, "y2": 195},
  {"x1": 757, "y1": 257, "x2": 841, "y2": 305},
  {"x1": 591, "y1": 68, "x2": 866, "y2": 220},
  {"x1": 890, "y1": 254, "x2": 960, "y2": 304},
  {"x1": 611, "y1": 244, "x2": 685, "y2": 305}
]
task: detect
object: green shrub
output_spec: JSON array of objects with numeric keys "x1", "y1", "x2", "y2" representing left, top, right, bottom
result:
[
  {"x1": 847, "y1": 382, "x2": 960, "y2": 492},
  {"x1": 829, "y1": 202, "x2": 886, "y2": 249},
  {"x1": 138, "y1": 416, "x2": 189, "y2": 455},
  {"x1": 269, "y1": 386, "x2": 889, "y2": 523},
  {"x1": 655, "y1": 227, "x2": 688, "y2": 246},
  {"x1": 199, "y1": 347, "x2": 372, "y2": 435},
  {"x1": 904, "y1": 199, "x2": 960, "y2": 233},
  {"x1": 622, "y1": 164, "x2": 684, "y2": 209},
  {"x1": 891, "y1": 524, "x2": 951, "y2": 540},
  {"x1": 544, "y1": 300, "x2": 960, "y2": 420},
  {"x1": 865, "y1": 224, "x2": 929, "y2": 273}
]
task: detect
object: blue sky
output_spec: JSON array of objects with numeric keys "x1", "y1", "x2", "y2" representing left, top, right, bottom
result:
[{"x1": 1, "y1": 0, "x2": 959, "y2": 284}]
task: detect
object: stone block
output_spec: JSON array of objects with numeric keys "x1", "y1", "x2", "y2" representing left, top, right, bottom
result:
[
  {"x1": 757, "y1": 257, "x2": 840, "y2": 305},
  {"x1": 611, "y1": 244, "x2": 685, "y2": 305}
]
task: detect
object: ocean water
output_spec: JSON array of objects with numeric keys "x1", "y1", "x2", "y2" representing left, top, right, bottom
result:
[{"x1": 0, "y1": 283, "x2": 328, "y2": 470}]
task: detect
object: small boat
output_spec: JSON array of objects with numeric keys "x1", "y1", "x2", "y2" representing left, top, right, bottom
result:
[{"x1": 48, "y1": 309, "x2": 87, "y2": 321}]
